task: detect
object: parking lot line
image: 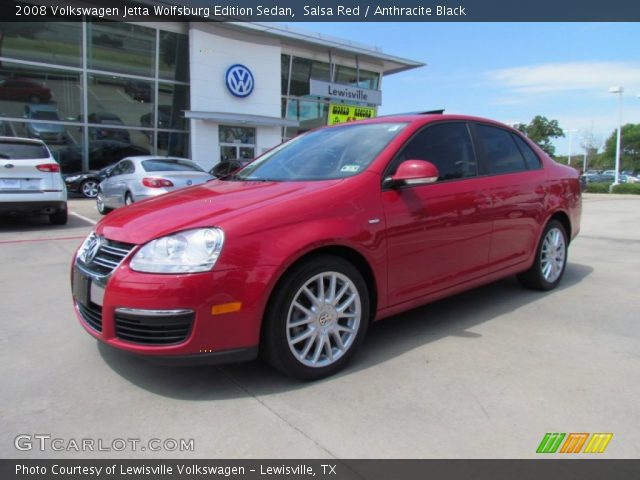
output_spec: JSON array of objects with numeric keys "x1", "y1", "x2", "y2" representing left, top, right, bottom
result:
[{"x1": 70, "y1": 211, "x2": 97, "y2": 225}]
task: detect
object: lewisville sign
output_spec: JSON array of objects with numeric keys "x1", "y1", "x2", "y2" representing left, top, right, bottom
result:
[{"x1": 310, "y1": 79, "x2": 382, "y2": 106}]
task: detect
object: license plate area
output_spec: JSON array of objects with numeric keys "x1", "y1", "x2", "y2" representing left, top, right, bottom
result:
[
  {"x1": 0, "y1": 179, "x2": 21, "y2": 189},
  {"x1": 73, "y1": 268, "x2": 104, "y2": 307}
]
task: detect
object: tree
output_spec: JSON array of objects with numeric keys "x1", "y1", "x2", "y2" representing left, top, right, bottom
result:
[
  {"x1": 599, "y1": 123, "x2": 640, "y2": 172},
  {"x1": 579, "y1": 127, "x2": 602, "y2": 172},
  {"x1": 515, "y1": 116, "x2": 565, "y2": 157}
]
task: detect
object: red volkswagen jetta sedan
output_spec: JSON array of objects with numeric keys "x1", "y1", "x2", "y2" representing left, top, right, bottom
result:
[{"x1": 72, "y1": 114, "x2": 581, "y2": 379}]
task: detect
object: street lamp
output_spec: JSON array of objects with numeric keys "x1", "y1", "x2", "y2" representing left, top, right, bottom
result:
[
  {"x1": 609, "y1": 86, "x2": 624, "y2": 187},
  {"x1": 565, "y1": 129, "x2": 578, "y2": 166}
]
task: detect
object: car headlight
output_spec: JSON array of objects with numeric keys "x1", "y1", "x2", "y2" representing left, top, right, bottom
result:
[
  {"x1": 130, "y1": 228, "x2": 224, "y2": 274},
  {"x1": 65, "y1": 175, "x2": 81, "y2": 182}
]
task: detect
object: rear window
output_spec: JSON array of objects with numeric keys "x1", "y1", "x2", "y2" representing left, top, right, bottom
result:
[
  {"x1": 0, "y1": 141, "x2": 49, "y2": 159},
  {"x1": 141, "y1": 159, "x2": 203, "y2": 172}
]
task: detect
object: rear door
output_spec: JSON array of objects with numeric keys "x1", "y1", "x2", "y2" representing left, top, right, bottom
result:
[
  {"x1": 471, "y1": 123, "x2": 546, "y2": 272},
  {"x1": 0, "y1": 140, "x2": 55, "y2": 194}
]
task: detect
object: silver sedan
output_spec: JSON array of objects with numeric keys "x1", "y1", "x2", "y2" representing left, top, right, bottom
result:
[{"x1": 96, "y1": 156, "x2": 213, "y2": 214}]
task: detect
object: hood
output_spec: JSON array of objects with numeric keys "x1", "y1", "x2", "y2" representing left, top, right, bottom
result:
[{"x1": 98, "y1": 179, "x2": 343, "y2": 244}]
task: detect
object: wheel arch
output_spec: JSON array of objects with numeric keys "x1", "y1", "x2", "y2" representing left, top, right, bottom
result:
[
  {"x1": 548, "y1": 210, "x2": 572, "y2": 243},
  {"x1": 262, "y1": 244, "x2": 379, "y2": 332}
]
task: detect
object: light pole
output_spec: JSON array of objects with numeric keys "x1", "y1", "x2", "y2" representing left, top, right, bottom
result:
[
  {"x1": 565, "y1": 129, "x2": 577, "y2": 166},
  {"x1": 609, "y1": 86, "x2": 624, "y2": 187}
]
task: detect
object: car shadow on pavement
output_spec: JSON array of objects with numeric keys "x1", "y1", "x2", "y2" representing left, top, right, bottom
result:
[
  {"x1": 98, "y1": 262, "x2": 594, "y2": 400},
  {"x1": 0, "y1": 214, "x2": 93, "y2": 233}
]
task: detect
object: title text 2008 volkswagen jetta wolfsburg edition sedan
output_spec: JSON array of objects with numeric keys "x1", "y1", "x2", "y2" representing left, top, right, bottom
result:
[{"x1": 71, "y1": 114, "x2": 581, "y2": 380}]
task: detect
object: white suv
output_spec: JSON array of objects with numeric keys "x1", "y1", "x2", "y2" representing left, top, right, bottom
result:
[{"x1": 0, "y1": 137, "x2": 68, "y2": 224}]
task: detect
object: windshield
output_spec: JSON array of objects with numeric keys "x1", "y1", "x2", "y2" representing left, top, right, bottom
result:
[
  {"x1": 234, "y1": 122, "x2": 407, "y2": 181},
  {"x1": 32, "y1": 111, "x2": 59, "y2": 121},
  {"x1": 142, "y1": 159, "x2": 203, "y2": 172}
]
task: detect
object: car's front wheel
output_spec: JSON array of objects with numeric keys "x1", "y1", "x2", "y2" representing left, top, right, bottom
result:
[
  {"x1": 80, "y1": 179, "x2": 99, "y2": 198},
  {"x1": 518, "y1": 219, "x2": 568, "y2": 290},
  {"x1": 262, "y1": 255, "x2": 370, "y2": 380},
  {"x1": 96, "y1": 192, "x2": 112, "y2": 215}
]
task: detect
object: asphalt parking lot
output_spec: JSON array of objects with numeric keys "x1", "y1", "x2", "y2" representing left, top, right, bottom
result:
[{"x1": 1, "y1": 194, "x2": 639, "y2": 459}]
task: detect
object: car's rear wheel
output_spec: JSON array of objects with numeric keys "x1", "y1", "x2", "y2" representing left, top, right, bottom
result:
[
  {"x1": 49, "y1": 208, "x2": 67, "y2": 225},
  {"x1": 80, "y1": 179, "x2": 99, "y2": 198},
  {"x1": 262, "y1": 255, "x2": 370, "y2": 380},
  {"x1": 125, "y1": 192, "x2": 134, "y2": 206},
  {"x1": 518, "y1": 219, "x2": 568, "y2": 290},
  {"x1": 96, "y1": 192, "x2": 112, "y2": 215}
]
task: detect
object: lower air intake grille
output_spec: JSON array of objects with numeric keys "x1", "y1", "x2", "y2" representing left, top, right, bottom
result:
[
  {"x1": 77, "y1": 302, "x2": 103, "y2": 332},
  {"x1": 114, "y1": 310, "x2": 194, "y2": 345}
]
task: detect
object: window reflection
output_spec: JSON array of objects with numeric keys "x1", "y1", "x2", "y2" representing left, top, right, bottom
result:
[
  {"x1": 0, "y1": 22, "x2": 81, "y2": 67},
  {"x1": 88, "y1": 21, "x2": 155, "y2": 77},
  {"x1": 159, "y1": 31, "x2": 189, "y2": 82},
  {"x1": 88, "y1": 74, "x2": 153, "y2": 128},
  {"x1": 0, "y1": 62, "x2": 81, "y2": 120}
]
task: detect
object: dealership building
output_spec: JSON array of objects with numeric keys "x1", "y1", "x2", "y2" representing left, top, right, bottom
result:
[{"x1": 0, "y1": 14, "x2": 423, "y2": 172}]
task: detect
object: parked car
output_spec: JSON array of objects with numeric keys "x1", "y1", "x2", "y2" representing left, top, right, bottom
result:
[
  {"x1": 88, "y1": 112, "x2": 130, "y2": 143},
  {"x1": 0, "y1": 136, "x2": 67, "y2": 224},
  {"x1": 583, "y1": 173, "x2": 615, "y2": 183},
  {"x1": 72, "y1": 114, "x2": 581, "y2": 380},
  {"x1": 96, "y1": 156, "x2": 213, "y2": 214},
  {"x1": 24, "y1": 104, "x2": 69, "y2": 144},
  {"x1": 124, "y1": 80, "x2": 151, "y2": 102},
  {"x1": 0, "y1": 77, "x2": 52, "y2": 103},
  {"x1": 209, "y1": 158, "x2": 252, "y2": 178},
  {"x1": 64, "y1": 166, "x2": 112, "y2": 199},
  {"x1": 57, "y1": 140, "x2": 150, "y2": 174}
]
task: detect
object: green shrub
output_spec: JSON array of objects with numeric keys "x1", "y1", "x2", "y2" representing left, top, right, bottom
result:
[
  {"x1": 611, "y1": 183, "x2": 640, "y2": 194},
  {"x1": 585, "y1": 183, "x2": 611, "y2": 193}
]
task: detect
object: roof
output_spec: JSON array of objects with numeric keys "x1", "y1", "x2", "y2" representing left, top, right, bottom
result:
[{"x1": 132, "y1": 1, "x2": 424, "y2": 76}]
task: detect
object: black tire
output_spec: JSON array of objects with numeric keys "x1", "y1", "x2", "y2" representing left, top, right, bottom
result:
[
  {"x1": 96, "y1": 192, "x2": 112, "y2": 215},
  {"x1": 49, "y1": 208, "x2": 67, "y2": 225},
  {"x1": 261, "y1": 255, "x2": 370, "y2": 380},
  {"x1": 80, "y1": 179, "x2": 99, "y2": 198},
  {"x1": 124, "y1": 192, "x2": 134, "y2": 206},
  {"x1": 518, "y1": 220, "x2": 568, "y2": 291}
]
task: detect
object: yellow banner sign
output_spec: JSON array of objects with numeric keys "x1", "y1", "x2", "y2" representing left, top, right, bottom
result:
[{"x1": 327, "y1": 104, "x2": 376, "y2": 126}]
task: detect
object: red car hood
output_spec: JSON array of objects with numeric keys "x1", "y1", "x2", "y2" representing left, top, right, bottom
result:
[{"x1": 97, "y1": 179, "x2": 343, "y2": 245}]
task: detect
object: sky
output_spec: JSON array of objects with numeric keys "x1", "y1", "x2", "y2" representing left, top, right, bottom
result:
[{"x1": 288, "y1": 22, "x2": 640, "y2": 156}]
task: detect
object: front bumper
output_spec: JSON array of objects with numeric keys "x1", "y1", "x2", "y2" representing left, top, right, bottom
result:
[{"x1": 71, "y1": 260, "x2": 277, "y2": 361}]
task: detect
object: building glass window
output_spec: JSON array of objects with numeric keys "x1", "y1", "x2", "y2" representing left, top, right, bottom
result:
[
  {"x1": 159, "y1": 31, "x2": 189, "y2": 82},
  {"x1": 0, "y1": 62, "x2": 82, "y2": 120},
  {"x1": 0, "y1": 22, "x2": 82, "y2": 67},
  {"x1": 88, "y1": 21, "x2": 155, "y2": 78},
  {"x1": 219, "y1": 126, "x2": 255, "y2": 162},
  {"x1": 285, "y1": 99, "x2": 329, "y2": 137},
  {"x1": 0, "y1": 20, "x2": 190, "y2": 173}
]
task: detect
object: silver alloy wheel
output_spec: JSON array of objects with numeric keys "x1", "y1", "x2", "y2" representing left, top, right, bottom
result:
[
  {"x1": 286, "y1": 271, "x2": 362, "y2": 368},
  {"x1": 81, "y1": 180, "x2": 99, "y2": 198},
  {"x1": 540, "y1": 227, "x2": 566, "y2": 283}
]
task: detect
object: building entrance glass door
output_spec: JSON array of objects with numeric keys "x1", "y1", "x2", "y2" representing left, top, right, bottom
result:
[{"x1": 219, "y1": 125, "x2": 255, "y2": 162}]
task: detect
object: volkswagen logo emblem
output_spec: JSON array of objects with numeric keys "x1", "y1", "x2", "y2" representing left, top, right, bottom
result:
[
  {"x1": 186, "y1": 180, "x2": 193, "y2": 186},
  {"x1": 85, "y1": 235, "x2": 102, "y2": 264},
  {"x1": 225, "y1": 64, "x2": 254, "y2": 98}
]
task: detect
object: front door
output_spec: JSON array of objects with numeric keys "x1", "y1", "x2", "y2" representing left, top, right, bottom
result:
[{"x1": 382, "y1": 122, "x2": 493, "y2": 306}]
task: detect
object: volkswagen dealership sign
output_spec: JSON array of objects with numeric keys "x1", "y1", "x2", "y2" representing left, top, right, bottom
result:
[{"x1": 225, "y1": 64, "x2": 254, "y2": 98}]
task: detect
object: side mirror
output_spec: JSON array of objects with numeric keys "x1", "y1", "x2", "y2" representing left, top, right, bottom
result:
[
  {"x1": 385, "y1": 160, "x2": 439, "y2": 188},
  {"x1": 210, "y1": 159, "x2": 243, "y2": 178}
]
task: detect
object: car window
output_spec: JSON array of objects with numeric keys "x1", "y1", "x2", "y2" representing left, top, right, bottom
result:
[
  {"x1": 512, "y1": 133, "x2": 542, "y2": 169},
  {"x1": 392, "y1": 122, "x2": 477, "y2": 181},
  {"x1": 142, "y1": 159, "x2": 204, "y2": 172},
  {"x1": 110, "y1": 162, "x2": 126, "y2": 176},
  {"x1": 476, "y1": 124, "x2": 527, "y2": 175},
  {"x1": 120, "y1": 160, "x2": 135, "y2": 174},
  {"x1": 0, "y1": 141, "x2": 48, "y2": 159}
]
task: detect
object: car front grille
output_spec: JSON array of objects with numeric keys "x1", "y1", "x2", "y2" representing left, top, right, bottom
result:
[
  {"x1": 77, "y1": 302, "x2": 103, "y2": 332},
  {"x1": 114, "y1": 310, "x2": 194, "y2": 345},
  {"x1": 78, "y1": 238, "x2": 135, "y2": 277}
]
